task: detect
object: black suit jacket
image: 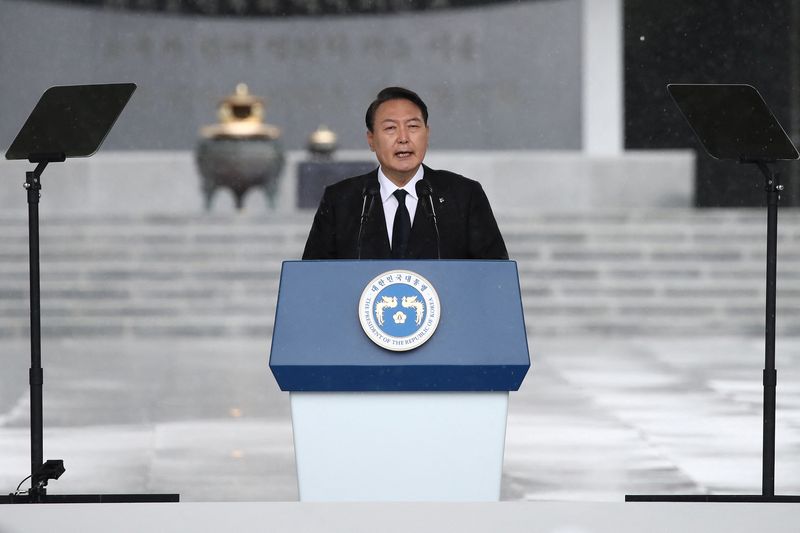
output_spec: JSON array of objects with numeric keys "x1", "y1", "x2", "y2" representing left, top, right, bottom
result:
[{"x1": 302, "y1": 165, "x2": 508, "y2": 259}]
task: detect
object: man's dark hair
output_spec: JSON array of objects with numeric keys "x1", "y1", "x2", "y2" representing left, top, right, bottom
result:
[{"x1": 365, "y1": 86, "x2": 429, "y2": 132}]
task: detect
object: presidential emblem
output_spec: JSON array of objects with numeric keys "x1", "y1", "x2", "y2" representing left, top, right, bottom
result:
[{"x1": 358, "y1": 270, "x2": 441, "y2": 352}]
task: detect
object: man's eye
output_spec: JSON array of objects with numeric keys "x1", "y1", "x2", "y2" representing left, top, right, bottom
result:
[{"x1": 384, "y1": 126, "x2": 395, "y2": 132}]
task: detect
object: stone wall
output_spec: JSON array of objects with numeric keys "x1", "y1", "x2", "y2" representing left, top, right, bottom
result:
[{"x1": 0, "y1": 0, "x2": 582, "y2": 151}]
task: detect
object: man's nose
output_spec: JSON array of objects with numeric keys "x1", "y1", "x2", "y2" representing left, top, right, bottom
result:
[{"x1": 397, "y1": 127, "x2": 409, "y2": 142}]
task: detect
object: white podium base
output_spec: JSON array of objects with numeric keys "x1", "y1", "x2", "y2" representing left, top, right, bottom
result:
[{"x1": 290, "y1": 391, "x2": 508, "y2": 501}]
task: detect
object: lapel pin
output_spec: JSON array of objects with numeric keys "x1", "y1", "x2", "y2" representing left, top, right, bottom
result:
[{"x1": 438, "y1": 197, "x2": 445, "y2": 204}]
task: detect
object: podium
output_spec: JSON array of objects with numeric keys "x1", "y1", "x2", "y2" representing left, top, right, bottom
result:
[{"x1": 269, "y1": 260, "x2": 530, "y2": 501}]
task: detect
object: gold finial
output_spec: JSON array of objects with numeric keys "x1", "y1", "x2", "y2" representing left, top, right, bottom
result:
[
  {"x1": 201, "y1": 83, "x2": 280, "y2": 139},
  {"x1": 308, "y1": 124, "x2": 338, "y2": 158}
]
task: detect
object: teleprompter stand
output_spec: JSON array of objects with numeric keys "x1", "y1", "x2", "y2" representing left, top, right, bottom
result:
[
  {"x1": 0, "y1": 84, "x2": 178, "y2": 504},
  {"x1": 627, "y1": 84, "x2": 800, "y2": 503}
]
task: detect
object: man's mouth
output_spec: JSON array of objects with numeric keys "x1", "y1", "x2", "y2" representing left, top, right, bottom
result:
[{"x1": 395, "y1": 151, "x2": 413, "y2": 159}]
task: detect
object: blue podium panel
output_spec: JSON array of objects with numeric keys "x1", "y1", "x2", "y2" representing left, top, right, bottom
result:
[{"x1": 269, "y1": 260, "x2": 530, "y2": 391}]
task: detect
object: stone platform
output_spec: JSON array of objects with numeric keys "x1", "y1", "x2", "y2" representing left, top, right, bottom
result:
[
  {"x1": 0, "y1": 150, "x2": 694, "y2": 215},
  {"x1": 1, "y1": 500, "x2": 798, "y2": 533},
  {"x1": 1, "y1": 337, "x2": 800, "y2": 502}
]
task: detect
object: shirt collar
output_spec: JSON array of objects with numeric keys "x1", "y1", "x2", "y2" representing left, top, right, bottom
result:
[{"x1": 378, "y1": 166, "x2": 424, "y2": 203}]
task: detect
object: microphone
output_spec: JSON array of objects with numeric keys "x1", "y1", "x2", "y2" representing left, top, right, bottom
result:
[
  {"x1": 415, "y1": 179, "x2": 441, "y2": 259},
  {"x1": 357, "y1": 183, "x2": 380, "y2": 259}
]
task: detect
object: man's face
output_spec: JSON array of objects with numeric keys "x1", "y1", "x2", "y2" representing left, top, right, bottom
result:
[{"x1": 367, "y1": 98, "x2": 429, "y2": 186}]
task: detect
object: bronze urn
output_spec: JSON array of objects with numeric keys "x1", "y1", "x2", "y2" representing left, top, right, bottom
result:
[{"x1": 195, "y1": 83, "x2": 285, "y2": 210}]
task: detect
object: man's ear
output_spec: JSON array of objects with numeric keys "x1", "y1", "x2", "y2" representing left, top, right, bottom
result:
[{"x1": 366, "y1": 130, "x2": 375, "y2": 151}]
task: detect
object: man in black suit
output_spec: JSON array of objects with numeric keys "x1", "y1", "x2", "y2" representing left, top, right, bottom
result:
[{"x1": 302, "y1": 87, "x2": 507, "y2": 260}]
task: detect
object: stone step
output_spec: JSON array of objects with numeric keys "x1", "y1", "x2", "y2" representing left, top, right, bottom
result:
[
  {"x1": 0, "y1": 318, "x2": 274, "y2": 339},
  {"x1": 0, "y1": 209, "x2": 799, "y2": 337}
]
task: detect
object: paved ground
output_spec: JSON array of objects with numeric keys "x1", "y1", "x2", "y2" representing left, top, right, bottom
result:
[{"x1": 1, "y1": 336, "x2": 799, "y2": 501}]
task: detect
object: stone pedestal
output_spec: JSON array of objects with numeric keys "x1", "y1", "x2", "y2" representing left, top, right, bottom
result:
[{"x1": 296, "y1": 160, "x2": 375, "y2": 209}]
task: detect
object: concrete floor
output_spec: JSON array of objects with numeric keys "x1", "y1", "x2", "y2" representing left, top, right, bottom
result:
[{"x1": 1, "y1": 336, "x2": 799, "y2": 501}]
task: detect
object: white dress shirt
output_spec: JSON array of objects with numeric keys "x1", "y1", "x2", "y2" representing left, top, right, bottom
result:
[{"x1": 378, "y1": 166, "x2": 423, "y2": 247}]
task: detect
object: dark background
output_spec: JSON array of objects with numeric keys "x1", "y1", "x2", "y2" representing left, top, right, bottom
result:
[{"x1": 624, "y1": 0, "x2": 800, "y2": 206}]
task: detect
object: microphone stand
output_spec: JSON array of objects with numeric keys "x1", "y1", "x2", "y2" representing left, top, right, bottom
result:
[
  {"x1": 416, "y1": 180, "x2": 441, "y2": 259},
  {"x1": 356, "y1": 186, "x2": 377, "y2": 259},
  {"x1": 428, "y1": 196, "x2": 441, "y2": 260}
]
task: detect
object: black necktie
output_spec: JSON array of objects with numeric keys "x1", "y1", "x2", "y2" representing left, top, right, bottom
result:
[{"x1": 392, "y1": 189, "x2": 411, "y2": 259}]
